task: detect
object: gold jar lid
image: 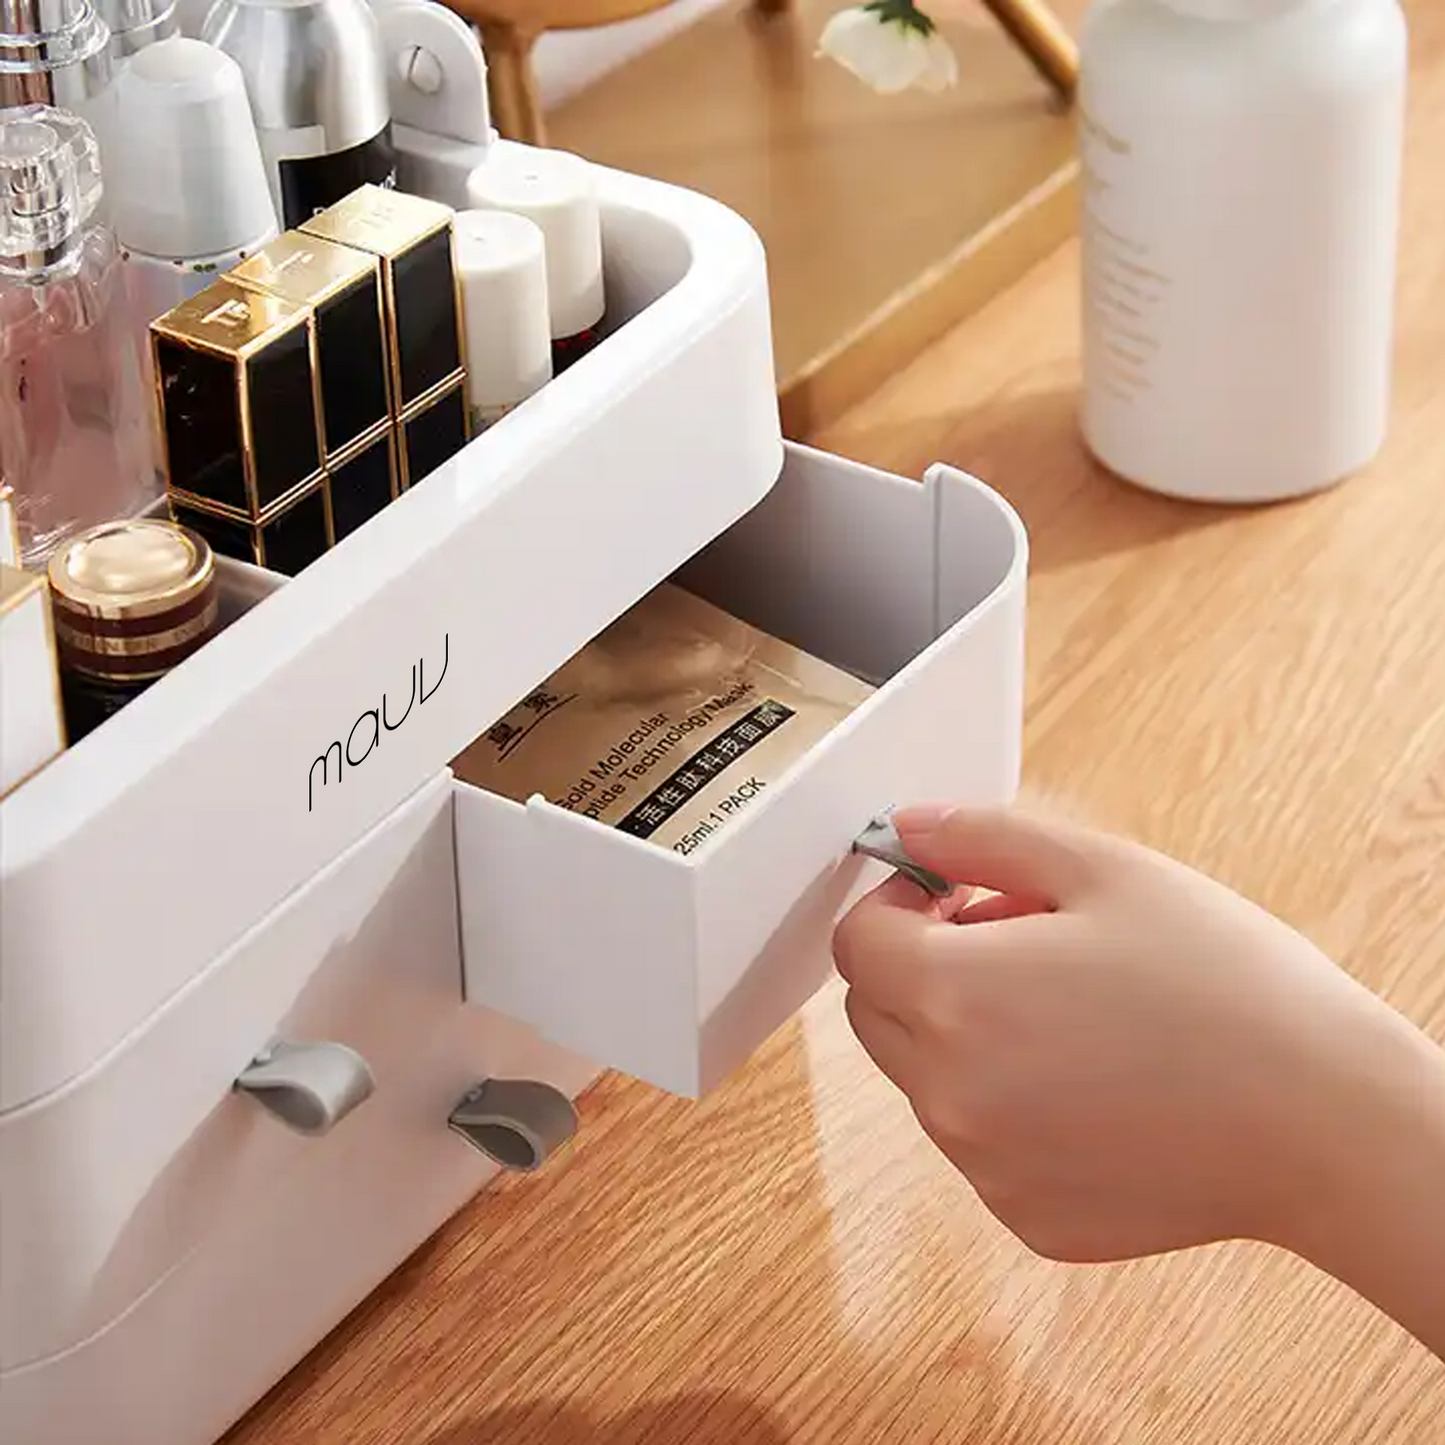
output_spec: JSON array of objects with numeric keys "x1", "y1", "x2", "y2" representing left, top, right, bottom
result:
[{"x1": 48, "y1": 518, "x2": 219, "y2": 683}]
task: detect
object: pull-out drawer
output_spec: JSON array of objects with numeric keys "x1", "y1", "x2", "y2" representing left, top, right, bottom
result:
[{"x1": 453, "y1": 443, "x2": 1028, "y2": 1097}]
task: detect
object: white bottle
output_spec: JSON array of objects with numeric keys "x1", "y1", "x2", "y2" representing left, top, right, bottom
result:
[
  {"x1": 110, "y1": 39, "x2": 278, "y2": 339},
  {"x1": 1078, "y1": 0, "x2": 1407, "y2": 504},
  {"x1": 453, "y1": 209, "x2": 553, "y2": 432}
]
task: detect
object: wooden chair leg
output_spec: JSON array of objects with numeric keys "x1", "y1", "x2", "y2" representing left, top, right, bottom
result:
[
  {"x1": 978, "y1": 0, "x2": 1079, "y2": 102},
  {"x1": 481, "y1": 20, "x2": 547, "y2": 145}
]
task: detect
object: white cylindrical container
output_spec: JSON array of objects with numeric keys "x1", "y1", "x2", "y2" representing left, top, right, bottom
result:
[
  {"x1": 97, "y1": 0, "x2": 180, "y2": 64},
  {"x1": 202, "y1": 0, "x2": 395, "y2": 229},
  {"x1": 1078, "y1": 0, "x2": 1408, "y2": 504},
  {"x1": 108, "y1": 34, "x2": 278, "y2": 454},
  {"x1": 465, "y1": 145, "x2": 605, "y2": 371},
  {"x1": 110, "y1": 37, "x2": 278, "y2": 298},
  {"x1": 453, "y1": 209, "x2": 553, "y2": 431}
]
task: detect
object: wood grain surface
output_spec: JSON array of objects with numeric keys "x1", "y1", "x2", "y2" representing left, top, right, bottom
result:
[
  {"x1": 548, "y1": 0, "x2": 1081, "y2": 434},
  {"x1": 226, "y1": 3, "x2": 1445, "y2": 1440}
]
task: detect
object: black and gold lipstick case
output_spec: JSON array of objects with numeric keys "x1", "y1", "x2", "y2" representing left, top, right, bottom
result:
[
  {"x1": 230, "y1": 232, "x2": 392, "y2": 460},
  {"x1": 329, "y1": 424, "x2": 400, "y2": 541},
  {"x1": 399, "y1": 376, "x2": 469, "y2": 491},
  {"x1": 155, "y1": 185, "x2": 471, "y2": 575},
  {"x1": 299, "y1": 185, "x2": 469, "y2": 438},
  {"x1": 150, "y1": 279, "x2": 324, "y2": 524},
  {"x1": 170, "y1": 477, "x2": 335, "y2": 576},
  {"x1": 152, "y1": 278, "x2": 335, "y2": 577}
]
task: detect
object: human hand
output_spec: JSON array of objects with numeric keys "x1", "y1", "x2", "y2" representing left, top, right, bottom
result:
[{"x1": 832, "y1": 804, "x2": 1407, "y2": 1265}]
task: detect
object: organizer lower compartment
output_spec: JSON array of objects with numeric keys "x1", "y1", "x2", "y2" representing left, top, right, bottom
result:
[
  {"x1": 0, "y1": 770, "x2": 595, "y2": 1372},
  {"x1": 0, "y1": 768, "x2": 598, "y2": 1444},
  {"x1": 2, "y1": 1024, "x2": 598, "y2": 1445},
  {"x1": 453, "y1": 442, "x2": 1028, "y2": 1097}
]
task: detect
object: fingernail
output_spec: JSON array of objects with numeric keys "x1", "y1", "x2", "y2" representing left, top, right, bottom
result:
[{"x1": 892, "y1": 805, "x2": 955, "y2": 836}]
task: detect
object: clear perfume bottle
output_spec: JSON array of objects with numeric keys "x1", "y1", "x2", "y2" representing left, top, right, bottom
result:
[{"x1": 0, "y1": 106, "x2": 159, "y2": 568}]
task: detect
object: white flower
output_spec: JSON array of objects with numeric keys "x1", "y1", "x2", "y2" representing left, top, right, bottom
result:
[{"x1": 816, "y1": 1, "x2": 958, "y2": 95}]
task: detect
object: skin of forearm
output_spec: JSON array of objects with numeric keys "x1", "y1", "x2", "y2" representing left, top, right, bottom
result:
[{"x1": 1280, "y1": 999, "x2": 1445, "y2": 1360}]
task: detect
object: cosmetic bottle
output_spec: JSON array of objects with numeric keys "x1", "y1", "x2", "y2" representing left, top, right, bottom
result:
[
  {"x1": 466, "y1": 145, "x2": 605, "y2": 373},
  {"x1": 1078, "y1": 0, "x2": 1408, "y2": 504},
  {"x1": 110, "y1": 37, "x2": 279, "y2": 400},
  {"x1": 0, "y1": 0, "x2": 118, "y2": 204},
  {"x1": 453, "y1": 209, "x2": 552, "y2": 432},
  {"x1": 202, "y1": 0, "x2": 397, "y2": 230},
  {"x1": 0, "y1": 106, "x2": 159, "y2": 568},
  {"x1": 0, "y1": 0, "x2": 113, "y2": 116},
  {"x1": 47, "y1": 516, "x2": 219, "y2": 739},
  {"x1": 96, "y1": 0, "x2": 179, "y2": 63},
  {"x1": 173, "y1": 0, "x2": 214, "y2": 32},
  {"x1": 0, "y1": 562, "x2": 67, "y2": 795}
]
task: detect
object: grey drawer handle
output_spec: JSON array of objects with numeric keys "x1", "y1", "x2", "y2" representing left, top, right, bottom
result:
[
  {"x1": 235, "y1": 1040, "x2": 376, "y2": 1136},
  {"x1": 448, "y1": 1078, "x2": 578, "y2": 1172},
  {"x1": 852, "y1": 810, "x2": 953, "y2": 898}
]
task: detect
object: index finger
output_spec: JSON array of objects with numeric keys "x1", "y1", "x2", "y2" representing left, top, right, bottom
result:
[
  {"x1": 833, "y1": 873, "x2": 1058, "y2": 1020},
  {"x1": 832, "y1": 874, "x2": 958, "y2": 1019}
]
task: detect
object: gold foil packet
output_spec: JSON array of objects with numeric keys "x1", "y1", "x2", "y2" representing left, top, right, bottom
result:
[{"x1": 452, "y1": 585, "x2": 874, "y2": 857}]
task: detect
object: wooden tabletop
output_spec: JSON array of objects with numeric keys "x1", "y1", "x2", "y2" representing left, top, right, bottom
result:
[{"x1": 228, "y1": 4, "x2": 1445, "y2": 1440}]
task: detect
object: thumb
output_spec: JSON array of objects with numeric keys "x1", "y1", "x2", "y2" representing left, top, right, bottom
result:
[{"x1": 891, "y1": 804, "x2": 1102, "y2": 904}]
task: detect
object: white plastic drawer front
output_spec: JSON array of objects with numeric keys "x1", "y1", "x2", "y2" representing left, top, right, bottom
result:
[
  {"x1": 1, "y1": 760, "x2": 599, "y2": 1445},
  {"x1": 0, "y1": 772, "x2": 474, "y2": 1370},
  {"x1": 453, "y1": 442, "x2": 1028, "y2": 1097}
]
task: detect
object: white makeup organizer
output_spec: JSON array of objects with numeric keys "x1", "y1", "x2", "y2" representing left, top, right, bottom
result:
[{"x1": 0, "y1": 16, "x2": 1029, "y2": 1444}]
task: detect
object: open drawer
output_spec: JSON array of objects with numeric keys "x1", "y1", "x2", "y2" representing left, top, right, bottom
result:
[{"x1": 453, "y1": 443, "x2": 1028, "y2": 1097}]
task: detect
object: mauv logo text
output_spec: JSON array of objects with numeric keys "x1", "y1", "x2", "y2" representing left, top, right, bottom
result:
[{"x1": 308, "y1": 635, "x2": 449, "y2": 812}]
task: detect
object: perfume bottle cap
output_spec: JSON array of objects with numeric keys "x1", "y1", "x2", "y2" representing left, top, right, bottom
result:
[
  {"x1": 47, "y1": 517, "x2": 218, "y2": 682},
  {"x1": 110, "y1": 36, "x2": 278, "y2": 261},
  {"x1": 465, "y1": 146, "x2": 604, "y2": 341},
  {"x1": 202, "y1": 0, "x2": 390, "y2": 137},
  {"x1": 0, "y1": 0, "x2": 112, "y2": 107},
  {"x1": 172, "y1": 0, "x2": 213, "y2": 36},
  {"x1": 0, "y1": 105, "x2": 103, "y2": 262},
  {"x1": 301, "y1": 183, "x2": 462, "y2": 411},
  {"x1": 96, "y1": 0, "x2": 179, "y2": 58},
  {"x1": 453, "y1": 208, "x2": 552, "y2": 419}
]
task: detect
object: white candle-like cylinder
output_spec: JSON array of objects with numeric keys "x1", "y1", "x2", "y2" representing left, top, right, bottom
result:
[
  {"x1": 465, "y1": 146, "x2": 604, "y2": 345},
  {"x1": 453, "y1": 208, "x2": 554, "y2": 430}
]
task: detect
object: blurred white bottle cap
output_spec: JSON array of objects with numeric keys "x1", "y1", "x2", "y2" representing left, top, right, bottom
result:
[
  {"x1": 465, "y1": 145, "x2": 604, "y2": 340},
  {"x1": 453, "y1": 208, "x2": 554, "y2": 420},
  {"x1": 109, "y1": 36, "x2": 277, "y2": 260}
]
